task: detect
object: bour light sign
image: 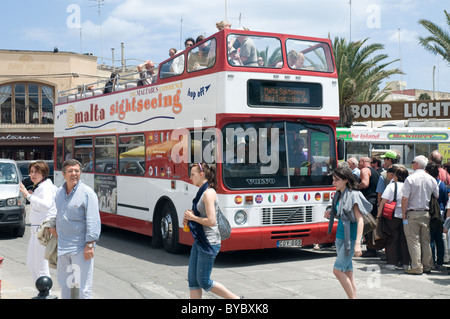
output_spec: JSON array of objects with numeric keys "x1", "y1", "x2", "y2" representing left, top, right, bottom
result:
[{"x1": 350, "y1": 100, "x2": 450, "y2": 121}]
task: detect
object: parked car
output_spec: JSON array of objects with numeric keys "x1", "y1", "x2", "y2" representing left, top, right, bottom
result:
[
  {"x1": 16, "y1": 160, "x2": 54, "y2": 191},
  {"x1": 0, "y1": 159, "x2": 26, "y2": 237}
]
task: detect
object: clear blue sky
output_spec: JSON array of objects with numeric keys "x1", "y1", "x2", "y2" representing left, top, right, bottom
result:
[{"x1": 3, "y1": 0, "x2": 449, "y2": 93}]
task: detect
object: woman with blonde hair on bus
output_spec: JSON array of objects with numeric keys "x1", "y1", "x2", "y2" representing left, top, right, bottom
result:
[
  {"x1": 325, "y1": 166, "x2": 372, "y2": 299},
  {"x1": 216, "y1": 20, "x2": 231, "y2": 30},
  {"x1": 183, "y1": 163, "x2": 240, "y2": 299},
  {"x1": 19, "y1": 160, "x2": 58, "y2": 289}
]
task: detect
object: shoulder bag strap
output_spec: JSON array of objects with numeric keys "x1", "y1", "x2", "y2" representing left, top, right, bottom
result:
[{"x1": 393, "y1": 182, "x2": 397, "y2": 202}]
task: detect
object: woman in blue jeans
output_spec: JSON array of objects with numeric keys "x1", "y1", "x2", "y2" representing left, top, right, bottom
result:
[
  {"x1": 183, "y1": 163, "x2": 240, "y2": 299},
  {"x1": 326, "y1": 166, "x2": 372, "y2": 299}
]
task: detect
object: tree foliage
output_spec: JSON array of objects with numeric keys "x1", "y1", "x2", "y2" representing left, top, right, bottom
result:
[
  {"x1": 418, "y1": 10, "x2": 450, "y2": 64},
  {"x1": 332, "y1": 37, "x2": 402, "y2": 127}
]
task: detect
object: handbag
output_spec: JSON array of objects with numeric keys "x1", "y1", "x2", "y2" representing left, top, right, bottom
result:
[
  {"x1": 382, "y1": 182, "x2": 397, "y2": 219},
  {"x1": 362, "y1": 211, "x2": 377, "y2": 235},
  {"x1": 217, "y1": 207, "x2": 231, "y2": 240}
]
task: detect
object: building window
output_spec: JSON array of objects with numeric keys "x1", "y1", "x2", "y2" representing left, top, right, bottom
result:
[{"x1": 0, "y1": 82, "x2": 55, "y2": 124}]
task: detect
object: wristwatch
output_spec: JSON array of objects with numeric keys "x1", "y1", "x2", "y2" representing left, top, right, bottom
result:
[{"x1": 86, "y1": 242, "x2": 94, "y2": 248}]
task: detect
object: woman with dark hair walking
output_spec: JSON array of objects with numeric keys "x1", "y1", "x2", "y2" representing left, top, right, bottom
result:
[
  {"x1": 326, "y1": 166, "x2": 372, "y2": 299},
  {"x1": 183, "y1": 163, "x2": 240, "y2": 299}
]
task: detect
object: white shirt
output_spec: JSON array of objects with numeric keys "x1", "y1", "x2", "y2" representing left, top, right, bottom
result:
[
  {"x1": 381, "y1": 181, "x2": 403, "y2": 218},
  {"x1": 28, "y1": 179, "x2": 58, "y2": 225},
  {"x1": 402, "y1": 169, "x2": 439, "y2": 211}
]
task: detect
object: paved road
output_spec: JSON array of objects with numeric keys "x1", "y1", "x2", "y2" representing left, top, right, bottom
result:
[{"x1": 1, "y1": 216, "x2": 450, "y2": 300}]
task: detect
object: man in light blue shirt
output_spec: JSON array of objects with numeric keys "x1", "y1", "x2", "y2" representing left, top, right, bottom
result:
[{"x1": 52, "y1": 159, "x2": 101, "y2": 299}]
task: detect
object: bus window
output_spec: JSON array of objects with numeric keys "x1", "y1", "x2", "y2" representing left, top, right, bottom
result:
[
  {"x1": 119, "y1": 134, "x2": 145, "y2": 176},
  {"x1": 222, "y1": 122, "x2": 288, "y2": 189},
  {"x1": 64, "y1": 138, "x2": 73, "y2": 162},
  {"x1": 415, "y1": 143, "x2": 438, "y2": 160},
  {"x1": 94, "y1": 136, "x2": 117, "y2": 173},
  {"x1": 74, "y1": 138, "x2": 93, "y2": 172},
  {"x1": 286, "y1": 39, "x2": 334, "y2": 72},
  {"x1": 346, "y1": 141, "x2": 370, "y2": 160},
  {"x1": 227, "y1": 34, "x2": 282, "y2": 68},
  {"x1": 190, "y1": 130, "x2": 218, "y2": 166},
  {"x1": 286, "y1": 122, "x2": 335, "y2": 187},
  {"x1": 160, "y1": 54, "x2": 185, "y2": 79},
  {"x1": 222, "y1": 121, "x2": 335, "y2": 189},
  {"x1": 56, "y1": 138, "x2": 63, "y2": 170},
  {"x1": 187, "y1": 38, "x2": 216, "y2": 72}
]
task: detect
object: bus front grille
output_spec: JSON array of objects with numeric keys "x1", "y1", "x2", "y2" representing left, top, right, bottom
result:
[{"x1": 262, "y1": 206, "x2": 313, "y2": 225}]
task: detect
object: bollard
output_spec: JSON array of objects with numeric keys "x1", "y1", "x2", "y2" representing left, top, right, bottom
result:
[
  {"x1": 32, "y1": 276, "x2": 58, "y2": 299},
  {"x1": 0, "y1": 257, "x2": 3, "y2": 297},
  {"x1": 71, "y1": 283, "x2": 80, "y2": 299}
]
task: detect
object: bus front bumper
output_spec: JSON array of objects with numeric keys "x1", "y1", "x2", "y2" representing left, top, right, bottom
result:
[{"x1": 219, "y1": 222, "x2": 337, "y2": 252}]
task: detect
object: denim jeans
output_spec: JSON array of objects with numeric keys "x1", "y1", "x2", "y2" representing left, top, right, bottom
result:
[
  {"x1": 334, "y1": 238, "x2": 355, "y2": 273},
  {"x1": 188, "y1": 241, "x2": 221, "y2": 292}
]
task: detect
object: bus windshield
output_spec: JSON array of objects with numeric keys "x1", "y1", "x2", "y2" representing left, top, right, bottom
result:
[
  {"x1": 222, "y1": 121, "x2": 336, "y2": 189},
  {"x1": 227, "y1": 33, "x2": 282, "y2": 68},
  {"x1": 286, "y1": 39, "x2": 334, "y2": 72}
]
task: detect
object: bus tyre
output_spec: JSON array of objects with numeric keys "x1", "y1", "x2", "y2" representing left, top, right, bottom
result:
[{"x1": 160, "y1": 202, "x2": 182, "y2": 254}]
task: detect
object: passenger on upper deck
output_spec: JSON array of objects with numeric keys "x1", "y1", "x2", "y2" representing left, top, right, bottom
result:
[
  {"x1": 103, "y1": 72, "x2": 119, "y2": 94},
  {"x1": 184, "y1": 37, "x2": 195, "y2": 49},
  {"x1": 257, "y1": 57, "x2": 264, "y2": 67},
  {"x1": 137, "y1": 60, "x2": 156, "y2": 86},
  {"x1": 169, "y1": 48, "x2": 177, "y2": 57},
  {"x1": 196, "y1": 35, "x2": 205, "y2": 44},
  {"x1": 228, "y1": 49, "x2": 242, "y2": 66},
  {"x1": 231, "y1": 33, "x2": 258, "y2": 67},
  {"x1": 216, "y1": 20, "x2": 231, "y2": 30},
  {"x1": 284, "y1": 50, "x2": 301, "y2": 69}
]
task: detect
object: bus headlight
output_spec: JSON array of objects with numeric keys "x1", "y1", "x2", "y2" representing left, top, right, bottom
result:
[{"x1": 234, "y1": 210, "x2": 247, "y2": 225}]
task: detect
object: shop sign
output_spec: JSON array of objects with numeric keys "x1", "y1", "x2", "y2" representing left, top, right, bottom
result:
[{"x1": 350, "y1": 100, "x2": 450, "y2": 121}]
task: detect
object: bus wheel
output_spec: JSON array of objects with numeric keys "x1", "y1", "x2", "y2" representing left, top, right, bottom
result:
[{"x1": 160, "y1": 203, "x2": 182, "y2": 253}]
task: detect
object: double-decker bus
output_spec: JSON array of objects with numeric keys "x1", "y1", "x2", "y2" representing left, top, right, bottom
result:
[
  {"x1": 54, "y1": 28, "x2": 340, "y2": 253},
  {"x1": 337, "y1": 126, "x2": 450, "y2": 169}
]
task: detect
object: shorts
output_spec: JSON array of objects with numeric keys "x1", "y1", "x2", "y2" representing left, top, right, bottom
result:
[
  {"x1": 334, "y1": 238, "x2": 355, "y2": 273},
  {"x1": 188, "y1": 241, "x2": 221, "y2": 292}
]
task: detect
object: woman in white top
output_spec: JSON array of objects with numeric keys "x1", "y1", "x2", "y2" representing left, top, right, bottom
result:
[
  {"x1": 377, "y1": 165, "x2": 411, "y2": 270},
  {"x1": 19, "y1": 161, "x2": 57, "y2": 286}
]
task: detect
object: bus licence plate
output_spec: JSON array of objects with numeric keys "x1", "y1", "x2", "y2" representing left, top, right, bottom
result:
[{"x1": 277, "y1": 239, "x2": 302, "y2": 247}]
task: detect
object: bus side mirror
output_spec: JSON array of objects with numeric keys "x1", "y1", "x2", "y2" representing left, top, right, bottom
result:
[{"x1": 337, "y1": 138, "x2": 345, "y2": 161}]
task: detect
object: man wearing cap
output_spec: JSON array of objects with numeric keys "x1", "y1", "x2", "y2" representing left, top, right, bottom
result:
[
  {"x1": 376, "y1": 150, "x2": 400, "y2": 204},
  {"x1": 401, "y1": 155, "x2": 438, "y2": 275}
]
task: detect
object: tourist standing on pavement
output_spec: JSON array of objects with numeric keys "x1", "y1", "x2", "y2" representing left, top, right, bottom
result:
[
  {"x1": 326, "y1": 166, "x2": 372, "y2": 299},
  {"x1": 377, "y1": 165, "x2": 411, "y2": 270},
  {"x1": 425, "y1": 161, "x2": 448, "y2": 270},
  {"x1": 19, "y1": 161, "x2": 58, "y2": 286},
  {"x1": 358, "y1": 157, "x2": 380, "y2": 257},
  {"x1": 183, "y1": 163, "x2": 240, "y2": 299},
  {"x1": 401, "y1": 155, "x2": 438, "y2": 275},
  {"x1": 50, "y1": 159, "x2": 101, "y2": 298}
]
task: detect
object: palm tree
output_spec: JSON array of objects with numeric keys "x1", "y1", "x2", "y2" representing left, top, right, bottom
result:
[
  {"x1": 332, "y1": 37, "x2": 402, "y2": 127},
  {"x1": 418, "y1": 10, "x2": 450, "y2": 64}
]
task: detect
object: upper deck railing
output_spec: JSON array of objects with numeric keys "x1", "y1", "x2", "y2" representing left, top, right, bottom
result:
[{"x1": 57, "y1": 29, "x2": 336, "y2": 104}]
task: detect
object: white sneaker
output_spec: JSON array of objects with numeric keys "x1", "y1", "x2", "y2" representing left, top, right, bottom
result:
[{"x1": 385, "y1": 264, "x2": 396, "y2": 270}]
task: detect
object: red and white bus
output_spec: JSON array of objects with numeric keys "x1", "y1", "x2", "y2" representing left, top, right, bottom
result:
[{"x1": 54, "y1": 28, "x2": 340, "y2": 253}]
